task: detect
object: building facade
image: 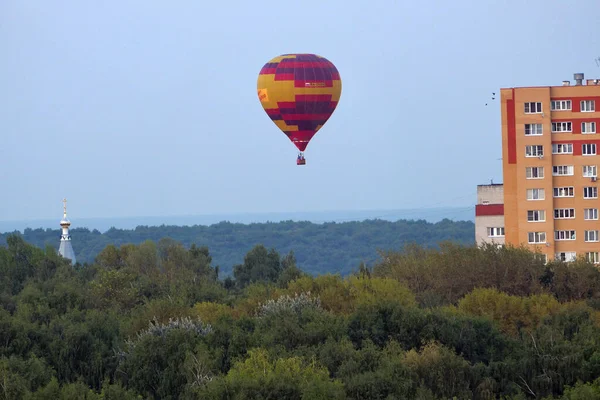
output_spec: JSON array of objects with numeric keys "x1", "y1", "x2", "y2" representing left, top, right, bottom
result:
[
  {"x1": 475, "y1": 183, "x2": 505, "y2": 246},
  {"x1": 486, "y1": 73, "x2": 600, "y2": 264}
]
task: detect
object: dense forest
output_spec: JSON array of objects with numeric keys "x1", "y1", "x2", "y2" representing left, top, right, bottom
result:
[
  {"x1": 0, "y1": 218, "x2": 475, "y2": 276},
  {"x1": 1, "y1": 234, "x2": 600, "y2": 399}
]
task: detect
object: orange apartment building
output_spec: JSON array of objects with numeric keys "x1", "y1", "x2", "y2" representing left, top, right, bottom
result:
[{"x1": 476, "y1": 73, "x2": 600, "y2": 264}]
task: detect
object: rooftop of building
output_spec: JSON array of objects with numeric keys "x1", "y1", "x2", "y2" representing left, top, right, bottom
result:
[
  {"x1": 501, "y1": 73, "x2": 600, "y2": 90},
  {"x1": 477, "y1": 182, "x2": 503, "y2": 188}
]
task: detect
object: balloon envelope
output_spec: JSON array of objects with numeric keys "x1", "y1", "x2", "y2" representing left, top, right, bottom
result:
[{"x1": 257, "y1": 53, "x2": 342, "y2": 152}]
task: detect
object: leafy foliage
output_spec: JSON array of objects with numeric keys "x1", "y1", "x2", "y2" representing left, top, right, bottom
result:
[{"x1": 0, "y1": 234, "x2": 599, "y2": 398}]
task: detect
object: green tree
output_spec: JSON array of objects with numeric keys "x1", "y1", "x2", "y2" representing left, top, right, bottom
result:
[
  {"x1": 199, "y1": 348, "x2": 345, "y2": 399},
  {"x1": 118, "y1": 317, "x2": 212, "y2": 399},
  {"x1": 403, "y1": 341, "x2": 473, "y2": 399},
  {"x1": 233, "y1": 245, "x2": 282, "y2": 288}
]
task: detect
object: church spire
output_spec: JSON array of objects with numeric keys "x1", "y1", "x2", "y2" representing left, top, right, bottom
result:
[{"x1": 58, "y1": 198, "x2": 76, "y2": 265}]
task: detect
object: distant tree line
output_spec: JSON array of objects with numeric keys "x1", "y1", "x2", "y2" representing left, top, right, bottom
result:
[
  {"x1": 1, "y1": 235, "x2": 600, "y2": 398},
  {"x1": 0, "y1": 218, "x2": 475, "y2": 276}
]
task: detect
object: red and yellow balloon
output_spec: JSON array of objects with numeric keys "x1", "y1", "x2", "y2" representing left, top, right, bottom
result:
[{"x1": 257, "y1": 53, "x2": 342, "y2": 164}]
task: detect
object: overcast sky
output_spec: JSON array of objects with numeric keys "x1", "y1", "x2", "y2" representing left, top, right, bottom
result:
[{"x1": 1, "y1": 0, "x2": 599, "y2": 221}]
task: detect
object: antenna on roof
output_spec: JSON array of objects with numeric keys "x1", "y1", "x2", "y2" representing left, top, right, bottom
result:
[{"x1": 595, "y1": 57, "x2": 600, "y2": 67}]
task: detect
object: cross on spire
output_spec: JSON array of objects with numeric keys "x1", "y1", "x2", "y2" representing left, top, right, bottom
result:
[{"x1": 63, "y1": 198, "x2": 67, "y2": 219}]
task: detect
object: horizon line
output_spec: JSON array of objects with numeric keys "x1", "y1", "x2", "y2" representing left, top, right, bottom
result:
[{"x1": 0, "y1": 205, "x2": 474, "y2": 224}]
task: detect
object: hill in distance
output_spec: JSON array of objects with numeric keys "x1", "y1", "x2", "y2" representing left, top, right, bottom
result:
[
  {"x1": 0, "y1": 207, "x2": 476, "y2": 277},
  {"x1": 0, "y1": 207, "x2": 475, "y2": 233}
]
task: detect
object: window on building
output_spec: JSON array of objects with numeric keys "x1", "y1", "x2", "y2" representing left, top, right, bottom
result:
[
  {"x1": 554, "y1": 208, "x2": 575, "y2": 219},
  {"x1": 584, "y1": 208, "x2": 599, "y2": 220},
  {"x1": 554, "y1": 187, "x2": 574, "y2": 197},
  {"x1": 535, "y1": 254, "x2": 548, "y2": 264},
  {"x1": 582, "y1": 143, "x2": 597, "y2": 155},
  {"x1": 552, "y1": 165, "x2": 574, "y2": 176},
  {"x1": 525, "y1": 102, "x2": 543, "y2": 114},
  {"x1": 527, "y1": 188, "x2": 545, "y2": 200},
  {"x1": 585, "y1": 230, "x2": 599, "y2": 242},
  {"x1": 581, "y1": 100, "x2": 595, "y2": 112},
  {"x1": 582, "y1": 122, "x2": 596, "y2": 134},
  {"x1": 528, "y1": 231, "x2": 546, "y2": 243},
  {"x1": 551, "y1": 100, "x2": 571, "y2": 111},
  {"x1": 555, "y1": 230, "x2": 576, "y2": 240},
  {"x1": 525, "y1": 145, "x2": 544, "y2": 157},
  {"x1": 583, "y1": 165, "x2": 597, "y2": 177},
  {"x1": 525, "y1": 123, "x2": 543, "y2": 136},
  {"x1": 526, "y1": 167, "x2": 544, "y2": 179},
  {"x1": 584, "y1": 186, "x2": 598, "y2": 199},
  {"x1": 556, "y1": 252, "x2": 577, "y2": 262},
  {"x1": 552, "y1": 122, "x2": 572, "y2": 132},
  {"x1": 552, "y1": 143, "x2": 573, "y2": 154},
  {"x1": 587, "y1": 252, "x2": 600, "y2": 264},
  {"x1": 527, "y1": 210, "x2": 546, "y2": 222},
  {"x1": 487, "y1": 227, "x2": 505, "y2": 237}
]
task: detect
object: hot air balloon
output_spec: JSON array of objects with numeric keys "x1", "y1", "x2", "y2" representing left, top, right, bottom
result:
[{"x1": 257, "y1": 53, "x2": 342, "y2": 165}]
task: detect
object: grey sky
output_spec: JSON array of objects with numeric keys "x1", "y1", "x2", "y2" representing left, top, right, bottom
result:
[{"x1": 1, "y1": 0, "x2": 599, "y2": 222}]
